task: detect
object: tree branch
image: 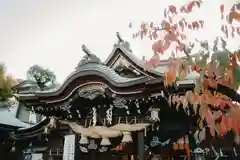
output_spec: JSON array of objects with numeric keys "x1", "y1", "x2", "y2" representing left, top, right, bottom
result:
[{"x1": 216, "y1": 84, "x2": 240, "y2": 102}]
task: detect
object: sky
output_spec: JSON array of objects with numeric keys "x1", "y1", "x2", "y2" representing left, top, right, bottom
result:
[{"x1": 0, "y1": 0, "x2": 239, "y2": 83}]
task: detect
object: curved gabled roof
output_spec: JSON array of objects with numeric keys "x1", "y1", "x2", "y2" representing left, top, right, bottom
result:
[
  {"x1": 14, "y1": 46, "x2": 164, "y2": 102},
  {"x1": 14, "y1": 63, "x2": 152, "y2": 99},
  {"x1": 105, "y1": 43, "x2": 164, "y2": 78}
]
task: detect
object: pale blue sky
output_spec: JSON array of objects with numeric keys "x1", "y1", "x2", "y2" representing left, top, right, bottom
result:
[{"x1": 0, "y1": 0, "x2": 239, "y2": 83}]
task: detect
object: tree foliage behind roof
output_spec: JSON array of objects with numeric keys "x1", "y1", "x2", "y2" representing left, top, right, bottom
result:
[
  {"x1": 26, "y1": 64, "x2": 57, "y2": 91},
  {"x1": 0, "y1": 62, "x2": 17, "y2": 101}
]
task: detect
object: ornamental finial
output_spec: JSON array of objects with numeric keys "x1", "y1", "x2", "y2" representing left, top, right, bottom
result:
[
  {"x1": 81, "y1": 44, "x2": 92, "y2": 57},
  {"x1": 116, "y1": 32, "x2": 124, "y2": 43}
]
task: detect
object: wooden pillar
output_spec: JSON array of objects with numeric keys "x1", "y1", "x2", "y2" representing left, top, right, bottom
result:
[{"x1": 137, "y1": 131, "x2": 144, "y2": 160}]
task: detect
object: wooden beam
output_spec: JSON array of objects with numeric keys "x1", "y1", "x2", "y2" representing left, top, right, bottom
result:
[{"x1": 137, "y1": 131, "x2": 145, "y2": 160}]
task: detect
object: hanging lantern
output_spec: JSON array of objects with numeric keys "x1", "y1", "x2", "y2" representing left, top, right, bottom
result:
[
  {"x1": 79, "y1": 135, "x2": 89, "y2": 145},
  {"x1": 49, "y1": 117, "x2": 56, "y2": 128},
  {"x1": 100, "y1": 137, "x2": 111, "y2": 146},
  {"x1": 121, "y1": 132, "x2": 133, "y2": 143},
  {"x1": 149, "y1": 108, "x2": 160, "y2": 121}
]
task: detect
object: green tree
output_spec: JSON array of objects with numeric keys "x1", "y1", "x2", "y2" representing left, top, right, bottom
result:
[
  {"x1": 26, "y1": 65, "x2": 57, "y2": 90},
  {"x1": 0, "y1": 62, "x2": 17, "y2": 101}
]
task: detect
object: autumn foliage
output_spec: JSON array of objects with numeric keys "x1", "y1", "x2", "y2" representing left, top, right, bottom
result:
[
  {"x1": 130, "y1": 1, "x2": 240, "y2": 138},
  {"x1": 0, "y1": 62, "x2": 17, "y2": 101}
]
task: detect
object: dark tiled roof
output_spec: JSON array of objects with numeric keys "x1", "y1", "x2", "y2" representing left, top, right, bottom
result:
[
  {"x1": 73, "y1": 63, "x2": 146, "y2": 83},
  {"x1": 12, "y1": 80, "x2": 40, "y2": 91},
  {"x1": 32, "y1": 63, "x2": 149, "y2": 95},
  {"x1": 13, "y1": 61, "x2": 155, "y2": 98}
]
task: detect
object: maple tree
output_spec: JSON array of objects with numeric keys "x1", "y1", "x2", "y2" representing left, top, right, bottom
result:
[{"x1": 130, "y1": 1, "x2": 240, "y2": 140}]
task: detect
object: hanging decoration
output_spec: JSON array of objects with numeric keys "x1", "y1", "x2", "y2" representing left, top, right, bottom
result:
[
  {"x1": 106, "y1": 105, "x2": 113, "y2": 124},
  {"x1": 79, "y1": 135, "x2": 89, "y2": 145},
  {"x1": 88, "y1": 140, "x2": 98, "y2": 150},
  {"x1": 29, "y1": 106, "x2": 37, "y2": 124},
  {"x1": 100, "y1": 137, "x2": 111, "y2": 146},
  {"x1": 92, "y1": 107, "x2": 97, "y2": 126},
  {"x1": 79, "y1": 146, "x2": 88, "y2": 153},
  {"x1": 121, "y1": 132, "x2": 133, "y2": 143},
  {"x1": 99, "y1": 146, "x2": 108, "y2": 152},
  {"x1": 149, "y1": 108, "x2": 160, "y2": 121},
  {"x1": 49, "y1": 117, "x2": 56, "y2": 128},
  {"x1": 150, "y1": 137, "x2": 170, "y2": 148}
]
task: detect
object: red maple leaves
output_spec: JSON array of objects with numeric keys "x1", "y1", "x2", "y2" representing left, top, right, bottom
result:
[
  {"x1": 132, "y1": 0, "x2": 205, "y2": 58},
  {"x1": 129, "y1": 1, "x2": 240, "y2": 137},
  {"x1": 131, "y1": 1, "x2": 239, "y2": 58}
]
